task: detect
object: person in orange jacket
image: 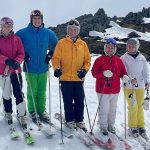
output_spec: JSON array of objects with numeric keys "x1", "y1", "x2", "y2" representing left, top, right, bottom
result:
[{"x1": 52, "y1": 19, "x2": 91, "y2": 131}]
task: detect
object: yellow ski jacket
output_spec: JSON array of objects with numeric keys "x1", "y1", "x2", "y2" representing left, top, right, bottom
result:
[{"x1": 52, "y1": 36, "x2": 91, "y2": 81}]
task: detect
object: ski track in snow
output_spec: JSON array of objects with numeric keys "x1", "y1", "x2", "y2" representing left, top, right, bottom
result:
[{"x1": 0, "y1": 55, "x2": 149, "y2": 150}]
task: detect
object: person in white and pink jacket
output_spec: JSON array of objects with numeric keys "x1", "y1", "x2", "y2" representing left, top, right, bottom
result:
[{"x1": 0, "y1": 17, "x2": 27, "y2": 128}]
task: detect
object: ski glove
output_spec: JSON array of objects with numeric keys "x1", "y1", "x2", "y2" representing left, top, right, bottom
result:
[
  {"x1": 45, "y1": 51, "x2": 52, "y2": 64},
  {"x1": 103, "y1": 70, "x2": 113, "y2": 78},
  {"x1": 5, "y1": 59, "x2": 20, "y2": 70},
  {"x1": 24, "y1": 52, "x2": 30, "y2": 62},
  {"x1": 54, "y1": 68, "x2": 62, "y2": 78},
  {"x1": 77, "y1": 69, "x2": 87, "y2": 79},
  {"x1": 122, "y1": 75, "x2": 130, "y2": 84}
]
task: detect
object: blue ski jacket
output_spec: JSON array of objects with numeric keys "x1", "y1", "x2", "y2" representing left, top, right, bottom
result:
[{"x1": 16, "y1": 23, "x2": 58, "y2": 73}]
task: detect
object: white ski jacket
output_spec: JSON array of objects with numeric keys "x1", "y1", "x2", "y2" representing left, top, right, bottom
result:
[{"x1": 121, "y1": 52, "x2": 150, "y2": 89}]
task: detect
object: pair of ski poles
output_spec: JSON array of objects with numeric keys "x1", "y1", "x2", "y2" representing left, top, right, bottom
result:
[{"x1": 58, "y1": 75, "x2": 108, "y2": 144}]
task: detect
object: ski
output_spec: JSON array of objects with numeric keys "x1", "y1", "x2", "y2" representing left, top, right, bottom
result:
[
  {"x1": 108, "y1": 132, "x2": 131, "y2": 149},
  {"x1": 115, "y1": 134, "x2": 131, "y2": 149},
  {"x1": 31, "y1": 118, "x2": 55, "y2": 138},
  {"x1": 134, "y1": 136, "x2": 150, "y2": 150},
  {"x1": 48, "y1": 122, "x2": 74, "y2": 139},
  {"x1": 55, "y1": 113, "x2": 116, "y2": 149},
  {"x1": 120, "y1": 123, "x2": 150, "y2": 150},
  {"x1": 54, "y1": 113, "x2": 94, "y2": 147},
  {"x1": 17, "y1": 120, "x2": 35, "y2": 145},
  {"x1": 21, "y1": 128, "x2": 35, "y2": 145},
  {"x1": 87, "y1": 133, "x2": 115, "y2": 149}
]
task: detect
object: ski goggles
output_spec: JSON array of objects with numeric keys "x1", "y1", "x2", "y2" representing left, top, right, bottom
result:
[
  {"x1": 68, "y1": 19, "x2": 80, "y2": 26},
  {"x1": 31, "y1": 10, "x2": 43, "y2": 17},
  {"x1": 0, "y1": 17, "x2": 13, "y2": 25}
]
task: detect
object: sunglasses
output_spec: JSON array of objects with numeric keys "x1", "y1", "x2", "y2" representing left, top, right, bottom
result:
[{"x1": 68, "y1": 20, "x2": 80, "y2": 26}]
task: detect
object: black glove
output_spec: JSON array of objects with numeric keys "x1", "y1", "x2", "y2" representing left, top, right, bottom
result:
[
  {"x1": 24, "y1": 52, "x2": 30, "y2": 62},
  {"x1": 5, "y1": 59, "x2": 20, "y2": 70},
  {"x1": 77, "y1": 69, "x2": 87, "y2": 79},
  {"x1": 12, "y1": 61, "x2": 20, "y2": 70},
  {"x1": 54, "y1": 68, "x2": 62, "y2": 78},
  {"x1": 45, "y1": 51, "x2": 52, "y2": 64},
  {"x1": 5, "y1": 59, "x2": 14, "y2": 67}
]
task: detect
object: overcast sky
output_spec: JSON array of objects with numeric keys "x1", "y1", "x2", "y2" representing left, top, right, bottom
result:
[{"x1": 0, "y1": 0, "x2": 149, "y2": 31}]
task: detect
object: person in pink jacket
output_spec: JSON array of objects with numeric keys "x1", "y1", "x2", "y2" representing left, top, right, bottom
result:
[
  {"x1": 91, "y1": 38, "x2": 129, "y2": 136},
  {"x1": 0, "y1": 17, "x2": 27, "y2": 128}
]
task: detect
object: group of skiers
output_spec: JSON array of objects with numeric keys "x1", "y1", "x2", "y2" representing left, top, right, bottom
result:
[{"x1": 0, "y1": 9, "x2": 150, "y2": 139}]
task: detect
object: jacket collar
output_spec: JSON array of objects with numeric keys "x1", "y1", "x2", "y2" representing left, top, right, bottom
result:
[
  {"x1": 66, "y1": 35, "x2": 82, "y2": 44},
  {"x1": 27, "y1": 23, "x2": 44, "y2": 32}
]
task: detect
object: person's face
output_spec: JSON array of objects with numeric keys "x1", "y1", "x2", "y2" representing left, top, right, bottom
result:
[
  {"x1": 127, "y1": 43, "x2": 136, "y2": 53},
  {"x1": 104, "y1": 43, "x2": 116, "y2": 57},
  {"x1": 1, "y1": 24, "x2": 12, "y2": 35},
  {"x1": 68, "y1": 27, "x2": 79, "y2": 38},
  {"x1": 32, "y1": 16, "x2": 42, "y2": 27}
]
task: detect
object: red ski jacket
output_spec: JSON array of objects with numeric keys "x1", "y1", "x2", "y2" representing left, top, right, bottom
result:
[
  {"x1": 91, "y1": 55, "x2": 127, "y2": 94},
  {"x1": 0, "y1": 34, "x2": 24, "y2": 74}
]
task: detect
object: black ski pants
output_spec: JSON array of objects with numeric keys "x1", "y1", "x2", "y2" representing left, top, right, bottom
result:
[{"x1": 60, "y1": 81, "x2": 85, "y2": 123}]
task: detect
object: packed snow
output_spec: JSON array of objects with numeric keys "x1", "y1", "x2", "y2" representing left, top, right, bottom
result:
[
  {"x1": 89, "y1": 21, "x2": 150, "y2": 42},
  {"x1": 0, "y1": 55, "x2": 149, "y2": 150}
]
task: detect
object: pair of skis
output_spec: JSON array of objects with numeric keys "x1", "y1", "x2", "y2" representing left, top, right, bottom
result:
[
  {"x1": 120, "y1": 123, "x2": 150, "y2": 150},
  {"x1": 9, "y1": 123, "x2": 35, "y2": 145},
  {"x1": 54, "y1": 113, "x2": 115, "y2": 149}
]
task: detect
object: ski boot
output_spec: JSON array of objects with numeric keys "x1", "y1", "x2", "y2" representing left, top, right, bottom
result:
[
  {"x1": 66, "y1": 121, "x2": 77, "y2": 130},
  {"x1": 108, "y1": 125, "x2": 116, "y2": 134},
  {"x1": 17, "y1": 115, "x2": 27, "y2": 129},
  {"x1": 139, "y1": 128, "x2": 149, "y2": 140},
  {"x1": 30, "y1": 112, "x2": 42, "y2": 126},
  {"x1": 39, "y1": 111, "x2": 50, "y2": 123},
  {"x1": 76, "y1": 121, "x2": 87, "y2": 132},
  {"x1": 5, "y1": 112, "x2": 13, "y2": 125},
  {"x1": 128, "y1": 128, "x2": 139, "y2": 138},
  {"x1": 101, "y1": 127, "x2": 108, "y2": 136}
]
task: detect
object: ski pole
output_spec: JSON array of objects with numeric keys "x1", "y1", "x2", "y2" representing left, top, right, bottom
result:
[
  {"x1": 123, "y1": 83, "x2": 127, "y2": 139},
  {"x1": 24, "y1": 62, "x2": 41, "y2": 130},
  {"x1": 15, "y1": 70, "x2": 33, "y2": 130},
  {"x1": 58, "y1": 79, "x2": 64, "y2": 144},
  {"x1": 48, "y1": 64, "x2": 52, "y2": 130},
  {"x1": 82, "y1": 83, "x2": 92, "y2": 133},
  {"x1": 0, "y1": 66, "x2": 9, "y2": 108},
  {"x1": 91, "y1": 78, "x2": 107, "y2": 134}
]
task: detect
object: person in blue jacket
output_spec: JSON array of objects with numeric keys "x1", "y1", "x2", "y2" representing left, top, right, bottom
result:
[{"x1": 16, "y1": 10, "x2": 58, "y2": 124}]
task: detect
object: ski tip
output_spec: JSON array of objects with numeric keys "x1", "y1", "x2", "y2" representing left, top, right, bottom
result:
[
  {"x1": 124, "y1": 142, "x2": 132, "y2": 149},
  {"x1": 106, "y1": 138, "x2": 115, "y2": 149}
]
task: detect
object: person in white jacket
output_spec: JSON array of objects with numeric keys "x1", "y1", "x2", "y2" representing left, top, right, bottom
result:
[{"x1": 121, "y1": 38, "x2": 150, "y2": 138}]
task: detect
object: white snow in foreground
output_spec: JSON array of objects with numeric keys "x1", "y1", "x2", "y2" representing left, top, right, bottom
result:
[
  {"x1": 89, "y1": 21, "x2": 150, "y2": 42},
  {"x1": 0, "y1": 55, "x2": 149, "y2": 150},
  {"x1": 143, "y1": 17, "x2": 150, "y2": 24}
]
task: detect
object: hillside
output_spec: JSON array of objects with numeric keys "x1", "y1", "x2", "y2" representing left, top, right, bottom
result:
[{"x1": 49, "y1": 7, "x2": 150, "y2": 60}]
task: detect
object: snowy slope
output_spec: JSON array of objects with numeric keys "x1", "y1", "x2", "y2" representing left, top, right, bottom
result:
[
  {"x1": 89, "y1": 21, "x2": 150, "y2": 42},
  {"x1": 0, "y1": 55, "x2": 150, "y2": 150}
]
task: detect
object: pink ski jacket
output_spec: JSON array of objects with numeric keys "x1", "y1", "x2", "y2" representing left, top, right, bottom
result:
[{"x1": 0, "y1": 34, "x2": 24, "y2": 74}]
